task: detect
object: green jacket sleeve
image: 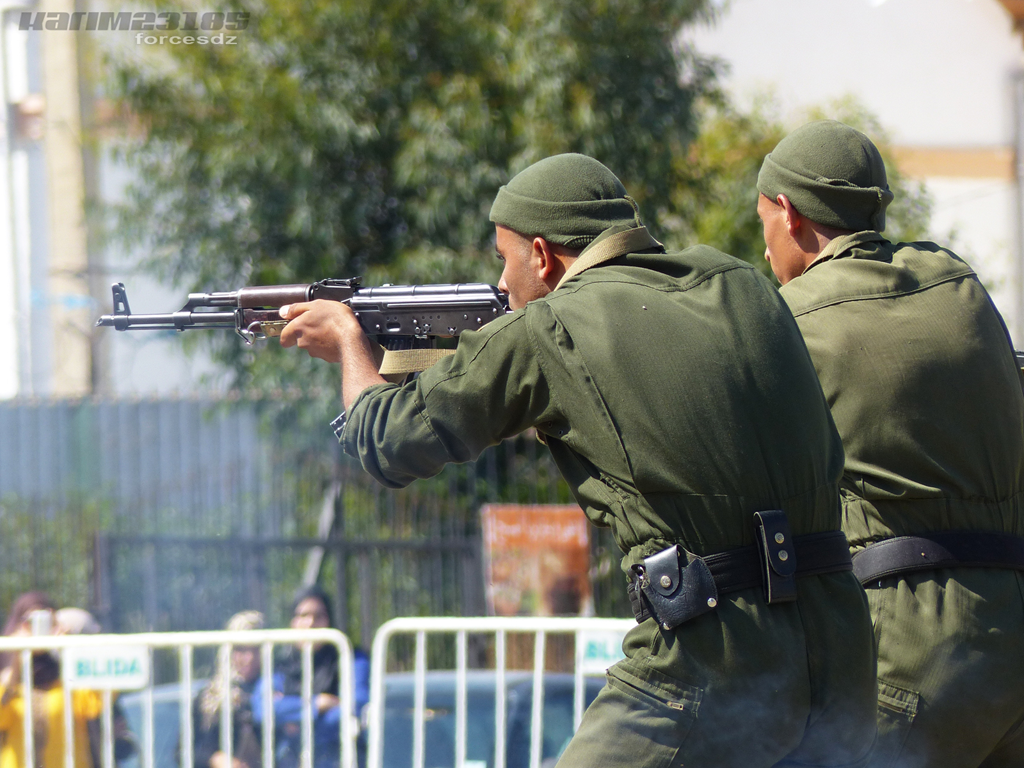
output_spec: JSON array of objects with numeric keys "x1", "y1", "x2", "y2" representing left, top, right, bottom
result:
[{"x1": 341, "y1": 311, "x2": 558, "y2": 488}]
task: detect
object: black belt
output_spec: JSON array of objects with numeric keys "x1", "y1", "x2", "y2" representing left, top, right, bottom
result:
[
  {"x1": 852, "y1": 531, "x2": 1024, "y2": 585},
  {"x1": 628, "y1": 528, "x2": 853, "y2": 627}
]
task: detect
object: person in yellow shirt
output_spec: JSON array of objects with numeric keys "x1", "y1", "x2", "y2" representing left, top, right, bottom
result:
[
  {"x1": 0, "y1": 686, "x2": 104, "y2": 768},
  {"x1": 0, "y1": 592, "x2": 103, "y2": 768}
]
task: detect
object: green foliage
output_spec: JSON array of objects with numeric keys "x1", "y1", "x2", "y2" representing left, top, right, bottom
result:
[
  {"x1": 0, "y1": 495, "x2": 109, "y2": 614},
  {"x1": 667, "y1": 95, "x2": 786, "y2": 271},
  {"x1": 107, "y1": 1, "x2": 934, "y2": 416}
]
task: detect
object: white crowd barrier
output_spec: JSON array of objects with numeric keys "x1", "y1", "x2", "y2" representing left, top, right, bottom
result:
[
  {"x1": 0, "y1": 617, "x2": 636, "y2": 768},
  {"x1": 365, "y1": 617, "x2": 635, "y2": 768},
  {"x1": 0, "y1": 628, "x2": 356, "y2": 768}
]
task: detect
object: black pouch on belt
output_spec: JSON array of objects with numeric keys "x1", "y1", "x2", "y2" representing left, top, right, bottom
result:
[
  {"x1": 637, "y1": 545, "x2": 719, "y2": 630},
  {"x1": 754, "y1": 509, "x2": 798, "y2": 604}
]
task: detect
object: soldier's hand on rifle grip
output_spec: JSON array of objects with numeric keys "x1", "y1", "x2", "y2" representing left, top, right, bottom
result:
[
  {"x1": 279, "y1": 300, "x2": 387, "y2": 410},
  {"x1": 278, "y1": 300, "x2": 358, "y2": 363}
]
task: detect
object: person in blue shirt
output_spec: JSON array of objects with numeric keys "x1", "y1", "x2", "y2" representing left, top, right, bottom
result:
[{"x1": 251, "y1": 586, "x2": 369, "y2": 768}]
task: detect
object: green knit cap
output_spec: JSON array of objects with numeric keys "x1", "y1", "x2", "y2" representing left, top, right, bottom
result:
[
  {"x1": 489, "y1": 153, "x2": 642, "y2": 248},
  {"x1": 757, "y1": 120, "x2": 894, "y2": 232}
]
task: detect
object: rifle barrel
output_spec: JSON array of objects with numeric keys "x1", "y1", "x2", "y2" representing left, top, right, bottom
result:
[{"x1": 95, "y1": 310, "x2": 238, "y2": 331}]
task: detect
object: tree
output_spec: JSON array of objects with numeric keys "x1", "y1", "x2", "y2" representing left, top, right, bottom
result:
[{"x1": 666, "y1": 94, "x2": 787, "y2": 268}]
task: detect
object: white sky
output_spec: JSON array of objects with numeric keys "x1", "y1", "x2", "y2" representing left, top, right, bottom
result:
[{"x1": 686, "y1": 0, "x2": 1024, "y2": 146}]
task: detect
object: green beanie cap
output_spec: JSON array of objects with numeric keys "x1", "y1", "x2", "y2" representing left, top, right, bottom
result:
[
  {"x1": 489, "y1": 153, "x2": 642, "y2": 248},
  {"x1": 757, "y1": 120, "x2": 894, "y2": 232}
]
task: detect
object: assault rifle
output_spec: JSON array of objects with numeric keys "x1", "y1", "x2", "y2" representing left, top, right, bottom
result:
[{"x1": 95, "y1": 278, "x2": 511, "y2": 348}]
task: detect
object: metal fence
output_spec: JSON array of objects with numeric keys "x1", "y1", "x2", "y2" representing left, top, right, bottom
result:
[
  {"x1": 0, "y1": 619, "x2": 634, "y2": 768},
  {"x1": 0, "y1": 397, "x2": 315, "y2": 611},
  {"x1": 0, "y1": 396, "x2": 310, "y2": 536},
  {"x1": 0, "y1": 628, "x2": 357, "y2": 768},
  {"x1": 0, "y1": 397, "x2": 632, "y2": 641},
  {"x1": 94, "y1": 533, "x2": 486, "y2": 649},
  {"x1": 367, "y1": 616, "x2": 635, "y2": 768}
]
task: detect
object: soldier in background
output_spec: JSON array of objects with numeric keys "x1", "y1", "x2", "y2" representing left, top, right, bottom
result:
[{"x1": 756, "y1": 119, "x2": 1024, "y2": 768}]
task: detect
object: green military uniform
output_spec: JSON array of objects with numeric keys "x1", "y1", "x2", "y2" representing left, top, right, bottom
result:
[
  {"x1": 779, "y1": 231, "x2": 1024, "y2": 768},
  {"x1": 343, "y1": 228, "x2": 876, "y2": 766}
]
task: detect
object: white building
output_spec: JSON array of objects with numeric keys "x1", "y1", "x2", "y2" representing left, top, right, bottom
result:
[
  {"x1": 687, "y1": 0, "x2": 1024, "y2": 344},
  {"x1": 0, "y1": 0, "x2": 225, "y2": 398}
]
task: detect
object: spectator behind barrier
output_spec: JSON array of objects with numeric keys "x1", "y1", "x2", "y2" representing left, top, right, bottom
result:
[
  {"x1": 188, "y1": 610, "x2": 266, "y2": 768},
  {"x1": 251, "y1": 586, "x2": 369, "y2": 768},
  {"x1": 0, "y1": 592, "x2": 103, "y2": 768}
]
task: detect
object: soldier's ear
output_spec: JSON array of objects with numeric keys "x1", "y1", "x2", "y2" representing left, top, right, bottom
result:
[
  {"x1": 532, "y1": 237, "x2": 558, "y2": 280},
  {"x1": 777, "y1": 194, "x2": 802, "y2": 236}
]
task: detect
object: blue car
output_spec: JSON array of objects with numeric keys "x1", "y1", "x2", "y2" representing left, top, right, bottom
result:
[
  {"x1": 117, "y1": 671, "x2": 605, "y2": 768},
  {"x1": 377, "y1": 670, "x2": 605, "y2": 768}
]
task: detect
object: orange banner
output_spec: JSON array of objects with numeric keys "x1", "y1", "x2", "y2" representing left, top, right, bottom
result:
[{"x1": 481, "y1": 504, "x2": 592, "y2": 617}]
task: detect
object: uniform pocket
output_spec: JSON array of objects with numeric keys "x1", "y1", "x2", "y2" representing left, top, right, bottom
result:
[
  {"x1": 872, "y1": 679, "x2": 919, "y2": 768},
  {"x1": 556, "y1": 661, "x2": 701, "y2": 768}
]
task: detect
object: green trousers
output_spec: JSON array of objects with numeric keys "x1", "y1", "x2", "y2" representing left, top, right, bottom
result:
[
  {"x1": 864, "y1": 568, "x2": 1024, "y2": 768},
  {"x1": 557, "y1": 572, "x2": 877, "y2": 768}
]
